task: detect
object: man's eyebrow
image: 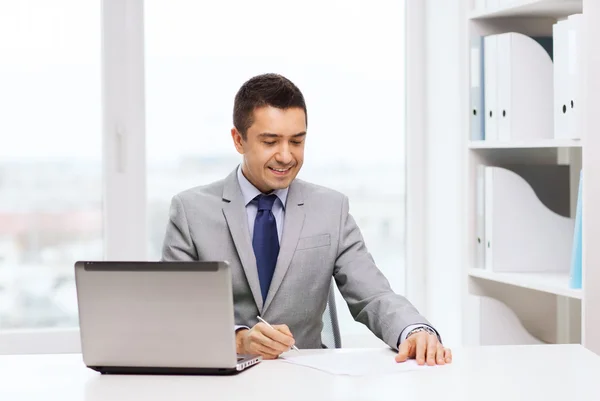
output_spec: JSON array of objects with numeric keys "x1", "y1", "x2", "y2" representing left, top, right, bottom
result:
[{"x1": 258, "y1": 132, "x2": 307, "y2": 138}]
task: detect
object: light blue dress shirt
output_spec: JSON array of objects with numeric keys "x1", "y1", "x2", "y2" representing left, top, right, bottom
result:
[
  {"x1": 234, "y1": 165, "x2": 437, "y2": 347},
  {"x1": 236, "y1": 166, "x2": 288, "y2": 242}
]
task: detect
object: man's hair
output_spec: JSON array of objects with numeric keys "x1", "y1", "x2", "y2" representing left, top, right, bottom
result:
[{"x1": 233, "y1": 73, "x2": 307, "y2": 139}]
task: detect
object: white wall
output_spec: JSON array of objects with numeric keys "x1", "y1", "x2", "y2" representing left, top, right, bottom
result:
[
  {"x1": 582, "y1": 0, "x2": 600, "y2": 355},
  {"x1": 422, "y1": 0, "x2": 467, "y2": 347}
]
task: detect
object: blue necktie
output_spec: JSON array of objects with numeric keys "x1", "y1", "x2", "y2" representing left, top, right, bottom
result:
[{"x1": 252, "y1": 194, "x2": 280, "y2": 301}]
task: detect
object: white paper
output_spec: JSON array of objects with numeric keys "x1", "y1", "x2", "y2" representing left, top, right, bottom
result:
[{"x1": 281, "y1": 349, "x2": 434, "y2": 376}]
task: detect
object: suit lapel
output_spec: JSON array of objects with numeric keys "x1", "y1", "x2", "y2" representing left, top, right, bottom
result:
[
  {"x1": 263, "y1": 181, "x2": 305, "y2": 313},
  {"x1": 221, "y1": 170, "x2": 263, "y2": 311}
]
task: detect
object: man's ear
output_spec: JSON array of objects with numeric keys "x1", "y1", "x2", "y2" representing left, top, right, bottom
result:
[{"x1": 231, "y1": 127, "x2": 245, "y2": 154}]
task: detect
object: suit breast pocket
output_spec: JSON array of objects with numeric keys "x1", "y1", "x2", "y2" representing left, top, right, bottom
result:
[{"x1": 296, "y1": 234, "x2": 331, "y2": 251}]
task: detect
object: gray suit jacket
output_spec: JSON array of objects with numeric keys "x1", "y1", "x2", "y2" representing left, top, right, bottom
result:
[{"x1": 161, "y1": 168, "x2": 432, "y2": 349}]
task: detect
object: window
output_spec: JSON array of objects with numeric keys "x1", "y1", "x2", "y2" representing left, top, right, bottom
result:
[
  {"x1": 0, "y1": 1, "x2": 101, "y2": 329},
  {"x1": 145, "y1": 0, "x2": 406, "y2": 347}
]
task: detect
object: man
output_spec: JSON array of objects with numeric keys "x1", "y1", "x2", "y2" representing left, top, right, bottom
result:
[{"x1": 162, "y1": 73, "x2": 452, "y2": 365}]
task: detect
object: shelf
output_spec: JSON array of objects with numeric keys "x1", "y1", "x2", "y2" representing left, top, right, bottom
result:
[
  {"x1": 468, "y1": 268, "x2": 582, "y2": 299},
  {"x1": 469, "y1": 139, "x2": 582, "y2": 149},
  {"x1": 470, "y1": 0, "x2": 582, "y2": 19}
]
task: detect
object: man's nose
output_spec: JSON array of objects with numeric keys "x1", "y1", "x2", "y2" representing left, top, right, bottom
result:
[{"x1": 275, "y1": 144, "x2": 293, "y2": 164}]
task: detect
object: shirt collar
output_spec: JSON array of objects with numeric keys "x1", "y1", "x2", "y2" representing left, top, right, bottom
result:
[{"x1": 236, "y1": 165, "x2": 288, "y2": 209}]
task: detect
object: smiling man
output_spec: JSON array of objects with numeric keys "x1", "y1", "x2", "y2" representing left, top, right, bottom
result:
[{"x1": 162, "y1": 73, "x2": 452, "y2": 365}]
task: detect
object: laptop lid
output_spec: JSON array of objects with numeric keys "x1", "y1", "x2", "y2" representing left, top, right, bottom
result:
[{"x1": 75, "y1": 261, "x2": 238, "y2": 370}]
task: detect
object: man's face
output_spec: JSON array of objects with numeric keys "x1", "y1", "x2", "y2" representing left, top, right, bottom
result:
[{"x1": 232, "y1": 106, "x2": 306, "y2": 193}]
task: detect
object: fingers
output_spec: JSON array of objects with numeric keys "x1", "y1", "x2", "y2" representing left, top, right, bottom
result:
[
  {"x1": 257, "y1": 323, "x2": 295, "y2": 349},
  {"x1": 245, "y1": 330, "x2": 285, "y2": 358},
  {"x1": 395, "y1": 339, "x2": 412, "y2": 363},
  {"x1": 252, "y1": 343, "x2": 281, "y2": 360},
  {"x1": 274, "y1": 324, "x2": 293, "y2": 337},
  {"x1": 426, "y1": 334, "x2": 437, "y2": 366},
  {"x1": 445, "y1": 347, "x2": 452, "y2": 364},
  {"x1": 251, "y1": 327, "x2": 290, "y2": 354},
  {"x1": 436, "y1": 344, "x2": 446, "y2": 365},
  {"x1": 249, "y1": 343, "x2": 279, "y2": 360},
  {"x1": 396, "y1": 333, "x2": 452, "y2": 366},
  {"x1": 415, "y1": 335, "x2": 427, "y2": 365}
]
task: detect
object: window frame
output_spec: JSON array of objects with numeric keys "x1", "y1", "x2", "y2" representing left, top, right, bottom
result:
[
  {"x1": 0, "y1": 0, "x2": 147, "y2": 355},
  {"x1": 0, "y1": 0, "x2": 427, "y2": 354}
]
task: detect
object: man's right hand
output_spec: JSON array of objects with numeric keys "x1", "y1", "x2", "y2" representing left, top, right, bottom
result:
[{"x1": 236, "y1": 322, "x2": 296, "y2": 360}]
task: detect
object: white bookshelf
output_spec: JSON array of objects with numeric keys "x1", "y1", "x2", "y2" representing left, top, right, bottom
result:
[
  {"x1": 468, "y1": 268, "x2": 582, "y2": 299},
  {"x1": 462, "y1": 0, "x2": 600, "y2": 354},
  {"x1": 470, "y1": 0, "x2": 582, "y2": 19},
  {"x1": 468, "y1": 139, "x2": 582, "y2": 149}
]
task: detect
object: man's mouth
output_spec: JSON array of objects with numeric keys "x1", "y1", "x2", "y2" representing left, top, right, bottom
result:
[{"x1": 268, "y1": 166, "x2": 293, "y2": 175}]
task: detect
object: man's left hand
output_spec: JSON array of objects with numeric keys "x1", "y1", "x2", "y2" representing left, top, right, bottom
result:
[{"x1": 395, "y1": 331, "x2": 452, "y2": 365}]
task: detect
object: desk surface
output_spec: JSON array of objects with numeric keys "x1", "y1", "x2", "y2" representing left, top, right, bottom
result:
[{"x1": 0, "y1": 345, "x2": 599, "y2": 401}]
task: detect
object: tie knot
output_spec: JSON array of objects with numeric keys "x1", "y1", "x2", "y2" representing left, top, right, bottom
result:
[{"x1": 256, "y1": 194, "x2": 278, "y2": 211}]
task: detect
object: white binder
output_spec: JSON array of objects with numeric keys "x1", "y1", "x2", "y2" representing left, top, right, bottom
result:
[
  {"x1": 496, "y1": 33, "x2": 512, "y2": 141},
  {"x1": 475, "y1": 165, "x2": 486, "y2": 268},
  {"x1": 470, "y1": 36, "x2": 485, "y2": 140},
  {"x1": 568, "y1": 14, "x2": 584, "y2": 140},
  {"x1": 495, "y1": 32, "x2": 554, "y2": 142},
  {"x1": 484, "y1": 166, "x2": 574, "y2": 273},
  {"x1": 484, "y1": 167, "x2": 495, "y2": 270},
  {"x1": 553, "y1": 20, "x2": 569, "y2": 139},
  {"x1": 484, "y1": 35, "x2": 498, "y2": 141}
]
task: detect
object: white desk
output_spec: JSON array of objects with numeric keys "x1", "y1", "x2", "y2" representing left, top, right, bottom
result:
[{"x1": 0, "y1": 345, "x2": 599, "y2": 400}]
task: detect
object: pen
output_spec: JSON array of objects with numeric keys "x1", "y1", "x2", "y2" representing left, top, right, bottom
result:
[{"x1": 256, "y1": 315, "x2": 300, "y2": 351}]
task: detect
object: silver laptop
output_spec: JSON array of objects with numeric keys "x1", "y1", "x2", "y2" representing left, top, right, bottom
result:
[{"x1": 74, "y1": 261, "x2": 261, "y2": 375}]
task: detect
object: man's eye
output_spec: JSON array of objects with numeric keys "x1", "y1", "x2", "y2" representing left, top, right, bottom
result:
[
  {"x1": 291, "y1": 140, "x2": 303, "y2": 145},
  {"x1": 263, "y1": 141, "x2": 276, "y2": 145}
]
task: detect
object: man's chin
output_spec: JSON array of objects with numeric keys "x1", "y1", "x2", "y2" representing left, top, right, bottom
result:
[
  {"x1": 269, "y1": 181, "x2": 292, "y2": 190},
  {"x1": 266, "y1": 176, "x2": 295, "y2": 190}
]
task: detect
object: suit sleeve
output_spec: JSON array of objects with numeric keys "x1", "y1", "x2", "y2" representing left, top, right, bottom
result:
[
  {"x1": 333, "y1": 195, "x2": 435, "y2": 350},
  {"x1": 161, "y1": 195, "x2": 198, "y2": 261}
]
